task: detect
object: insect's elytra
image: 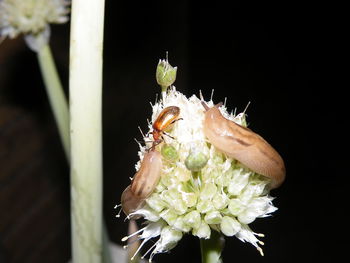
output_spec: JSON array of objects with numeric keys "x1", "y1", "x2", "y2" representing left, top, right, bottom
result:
[
  {"x1": 202, "y1": 102, "x2": 285, "y2": 188},
  {"x1": 151, "y1": 106, "x2": 180, "y2": 148}
]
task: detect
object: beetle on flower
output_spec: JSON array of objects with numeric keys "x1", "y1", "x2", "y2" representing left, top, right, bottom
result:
[{"x1": 120, "y1": 84, "x2": 285, "y2": 261}]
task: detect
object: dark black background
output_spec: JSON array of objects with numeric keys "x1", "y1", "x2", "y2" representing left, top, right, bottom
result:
[{"x1": 0, "y1": 0, "x2": 346, "y2": 262}]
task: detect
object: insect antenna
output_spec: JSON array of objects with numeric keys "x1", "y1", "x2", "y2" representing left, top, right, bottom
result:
[{"x1": 162, "y1": 132, "x2": 174, "y2": 140}]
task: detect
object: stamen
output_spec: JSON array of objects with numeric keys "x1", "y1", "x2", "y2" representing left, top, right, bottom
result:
[
  {"x1": 124, "y1": 237, "x2": 141, "y2": 248},
  {"x1": 255, "y1": 233, "x2": 265, "y2": 237},
  {"x1": 149, "y1": 243, "x2": 160, "y2": 263},
  {"x1": 199, "y1": 90, "x2": 204, "y2": 101},
  {"x1": 114, "y1": 204, "x2": 122, "y2": 218},
  {"x1": 257, "y1": 247, "x2": 264, "y2": 256},
  {"x1": 121, "y1": 226, "x2": 146, "y2": 242},
  {"x1": 242, "y1": 101, "x2": 251, "y2": 115},
  {"x1": 141, "y1": 241, "x2": 159, "y2": 259},
  {"x1": 131, "y1": 239, "x2": 148, "y2": 261},
  {"x1": 138, "y1": 126, "x2": 146, "y2": 139},
  {"x1": 258, "y1": 241, "x2": 265, "y2": 246},
  {"x1": 210, "y1": 89, "x2": 214, "y2": 101}
]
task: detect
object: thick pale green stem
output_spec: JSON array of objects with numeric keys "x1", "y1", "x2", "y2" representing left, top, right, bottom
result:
[
  {"x1": 161, "y1": 86, "x2": 167, "y2": 100},
  {"x1": 69, "y1": 0, "x2": 105, "y2": 262},
  {"x1": 37, "y1": 44, "x2": 70, "y2": 160},
  {"x1": 200, "y1": 231, "x2": 225, "y2": 263}
]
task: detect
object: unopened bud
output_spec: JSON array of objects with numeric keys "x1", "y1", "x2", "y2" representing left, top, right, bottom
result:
[
  {"x1": 161, "y1": 144, "x2": 178, "y2": 162},
  {"x1": 156, "y1": 59, "x2": 177, "y2": 88},
  {"x1": 220, "y1": 216, "x2": 241, "y2": 237},
  {"x1": 185, "y1": 150, "x2": 208, "y2": 172}
]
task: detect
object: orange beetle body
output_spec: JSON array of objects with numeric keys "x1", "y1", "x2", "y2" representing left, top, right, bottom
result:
[{"x1": 152, "y1": 106, "x2": 180, "y2": 146}]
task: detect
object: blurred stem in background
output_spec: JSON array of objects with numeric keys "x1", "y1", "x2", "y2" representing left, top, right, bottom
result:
[
  {"x1": 69, "y1": 0, "x2": 106, "y2": 262},
  {"x1": 37, "y1": 43, "x2": 70, "y2": 161}
]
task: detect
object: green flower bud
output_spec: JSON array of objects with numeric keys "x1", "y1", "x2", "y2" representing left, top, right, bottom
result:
[
  {"x1": 152, "y1": 226, "x2": 183, "y2": 255},
  {"x1": 196, "y1": 199, "x2": 214, "y2": 214},
  {"x1": 220, "y1": 216, "x2": 241, "y2": 237},
  {"x1": 162, "y1": 189, "x2": 187, "y2": 215},
  {"x1": 200, "y1": 182, "x2": 217, "y2": 200},
  {"x1": 161, "y1": 144, "x2": 178, "y2": 162},
  {"x1": 228, "y1": 199, "x2": 245, "y2": 216},
  {"x1": 185, "y1": 151, "x2": 209, "y2": 172},
  {"x1": 212, "y1": 193, "x2": 229, "y2": 210},
  {"x1": 146, "y1": 193, "x2": 166, "y2": 213},
  {"x1": 174, "y1": 216, "x2": 191, "y2": 232},
  {"x1": 156, "y1": 59, "x2": 177, "y2": 88},
  {"x1": 183, "y1": 210, "x2": 201, "y2": 229},
  {"x1": 204, "y1": 211, "x2": 223, "y2": 224},
  {"x1": 181, "y1": 191, "x2": 197, "y2": 208},
  {"x1": 193, "y1": 221, "x2": 211, "y2": 239},
  {"x1": 160, "y1": 209, "x2": 178, "y2": 226},
  {"x1": 160, "y1": 173, "x2": 174, "y2": 187},
  {"x1": 227, "y1": 170, "x2": 250, "y2": 196}
]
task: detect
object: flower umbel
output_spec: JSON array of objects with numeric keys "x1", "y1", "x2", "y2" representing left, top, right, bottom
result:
[
  {"x1": 0, "y1": 0, "x2": 70, "y2": 50},
  {"x1": 121, "y1": 88, "x2": 281, "y2": 261}
]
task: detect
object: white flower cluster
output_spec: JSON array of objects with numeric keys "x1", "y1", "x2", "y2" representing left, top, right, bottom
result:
[
  {"x1": 0, "y1": 0, "x2": 69, "y2": 50},
  {"x1": 123, "y1": 88, "x2": 278, "y2": 261}
]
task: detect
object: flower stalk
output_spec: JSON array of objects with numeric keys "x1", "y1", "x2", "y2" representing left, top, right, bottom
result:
[
  {"x1": 200, "y1": 231, "x2": 225, "y2": 263},
  {"x1": 37, "y1": 43, "x2": 70, "y2": 160},
  {"x1": 69, "y1": 0, "x2": 105, "y2": 262}
]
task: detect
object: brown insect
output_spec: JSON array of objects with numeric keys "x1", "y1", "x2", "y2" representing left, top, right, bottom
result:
[
  {"x1": 121, "y1": 106, "x2": 180, "y2": 216},
  {"x1": 121, "y1": 149, "x2": 163, "y2": 216},
  {"x1": 202, "y1": 102, "x2": 285, "y2": 188},
  {"x1": 151, "y1": 106, "x2": 180, "y2": 149}
]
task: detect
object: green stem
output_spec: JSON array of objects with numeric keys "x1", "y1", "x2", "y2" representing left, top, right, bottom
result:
[
  {"x1": 37, "y1": 44, "x2": 70, "y2": 160},
  {"x1": 37, "y1": 43, "x2": 111, "y2": 262},
  {"x1": 200, "y1": 231, "x2": 225, "y2": 263},
  {"x1": 161, "y1": 85, "x2": 167, "y2": 100},
  {"x1": 69, "y1": 0, "x2": 106, "y2": 262}
]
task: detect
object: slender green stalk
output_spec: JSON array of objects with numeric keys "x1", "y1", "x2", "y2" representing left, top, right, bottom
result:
[
  {"x1": 37, "y1": 44, "x2": 70, "y2": 160},
  {"x1": 200, "y1": 231, "x2": 225, "y2": 263},
  {"x1": 69, "y1": 0, "x2": 105, "y2": 262}
]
